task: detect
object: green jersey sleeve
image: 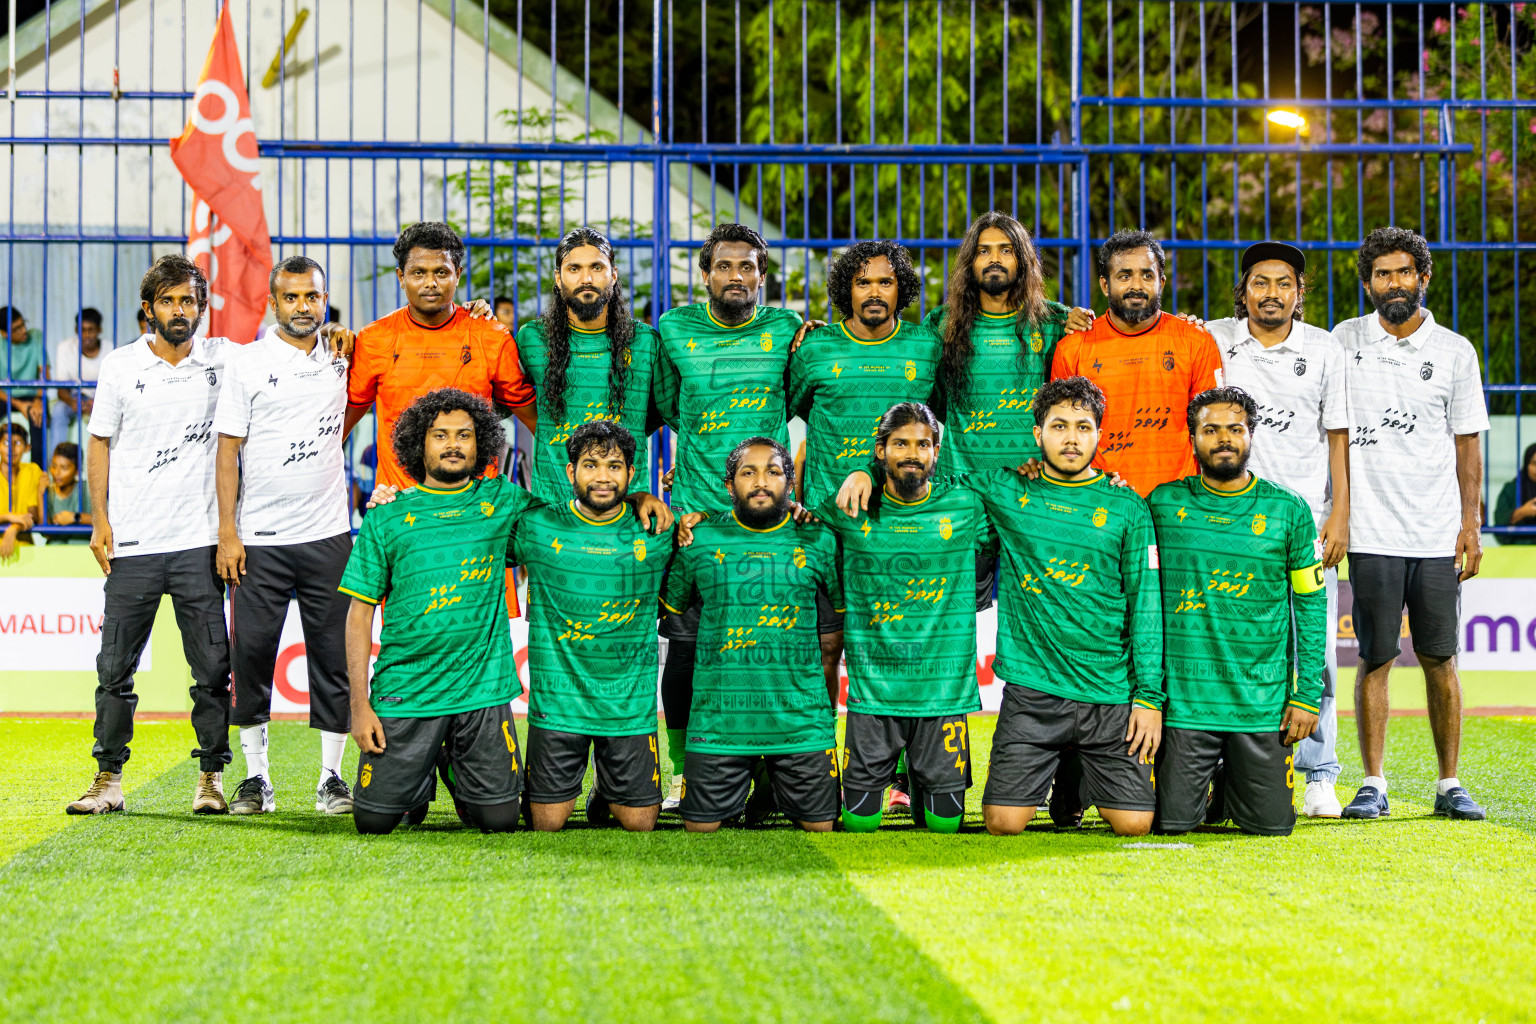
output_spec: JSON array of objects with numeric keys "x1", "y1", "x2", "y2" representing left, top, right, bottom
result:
[
  {"x1": 1120, "y1": 498, "x2": 1166, "y2": 711},
  {"x1": 661, "y1": 544, "x2": 697, "y2": 615},
  {"x1": 651, "y1": 337, "x2": 681, "y2": 431},
  {"x1": 785, "y1": 344, "x2": 815, "y2": 422},
  {"x1": 338, "y1": 512, "x2": 390, "y2": 604},
  {"x1": 1286, "y1": 500, "x2": 1327, "y2": 715},
  {"x1": 813, "y1": 525, "x2": 845, "y2": 613}
]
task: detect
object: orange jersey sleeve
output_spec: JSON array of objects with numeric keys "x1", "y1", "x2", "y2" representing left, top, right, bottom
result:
[
  {"x1": 1049, "y1": 335, "x2": 1080, "y2": 381},
  {"x1": 1185, "y1": 322, "x2": 1225, "y2": 398},
  {"x1": 347, "y1": 318, "x2": 389, "y2": 408},
  {"x1": 489, "y1": 325, "x2": 536, "y2": 408}
]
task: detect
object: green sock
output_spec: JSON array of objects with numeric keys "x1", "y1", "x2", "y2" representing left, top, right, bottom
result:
[
  {"x1": 841, "y1": 807, "x2": 883, "y2": 833},
  {"x1": 895, "y1": 751, "x2": 907, "y2": 774},
  {"x1": 922, "y1": 808, "x2": 962, "y2": 833},
  {"x1": 665, "y1": 728, "x2": 687, "y2": 776}
]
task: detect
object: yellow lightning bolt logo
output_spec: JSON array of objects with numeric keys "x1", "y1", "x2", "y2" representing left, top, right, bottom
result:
[
  {"x1": 714, "y1": 548, "x2": 726, "y2": 563},
  {"x1": 403, "y1": 512, "x2": 416, "y2": 526},
  {"x1": 687, "y1": 338, "x2": 697, "y2": 352},
  {"x1": 551, "y1": 538, "x2": 563, "y2": 554},
  {"x1": 832, "y1": 362, "x2": 843, "y2": 378},
  {"x1": 860, "y1": 520, "x2": 871, "y2": 537},
  {"x1": 1176, "y1": 507, "x2": 1188, "y2": 522},
  {"x1": 1017, "y1": 494, "x2": 1030, "y2": 509}
]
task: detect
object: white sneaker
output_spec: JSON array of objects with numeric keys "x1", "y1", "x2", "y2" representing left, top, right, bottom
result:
[
  {"x1": 661, "y1": 775, "x2": 684, "y2": 813},
  {"x1": 1303, "y1": 780, "x2": 1342, "y2": 818}
]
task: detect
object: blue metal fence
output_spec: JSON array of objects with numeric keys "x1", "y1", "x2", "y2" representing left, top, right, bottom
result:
[{"x1": 1, "y1": 1, "x2": 1531, "y2": 540}]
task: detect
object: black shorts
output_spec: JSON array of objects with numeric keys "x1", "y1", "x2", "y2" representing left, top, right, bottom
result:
[
  {"x1": 982, "y1": 684, "x2": 1155, "y2": 811},
  {"x1": 524, "y1": 726, "x2": 662, "y2": 807},
  {"x1": 1349, "y1": 553, "x2": 1461, "y2": 662},
  {"x1": 680, "y1": 748, "x2": 841, "y2": 824},
  {"x1": 354, "y1": 704, "x2": 523, "y2": 815},
  {"x1": 843, "y1": 711, "x2": 972, "y2": 795},
  {"x1": 658, "y1": 593, "x2": 702, "y2": 642},
  {"x1": 1155, "y1": 727, "x2": 1296, "y2": 836},
  {"x1": 814, "y1": 584, "x2": 845, "y2": 635},
  {"x1": 975, "y1": 551, "x2": 997, "y2": 612}
]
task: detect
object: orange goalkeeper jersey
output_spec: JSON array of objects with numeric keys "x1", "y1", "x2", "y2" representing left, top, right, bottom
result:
[
  {"x1": 347, "y1": 305, "x2": 535, "y2": 490},
  {"x1": 1050, "y1": 311, "x2": 1223, "y2": 496}
]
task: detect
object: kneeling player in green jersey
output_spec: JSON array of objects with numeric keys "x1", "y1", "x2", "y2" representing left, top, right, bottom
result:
[
  {"x1": 974, "y1": 377, "x2": 1164, "y2": 837},
  {"x1": 819, "y1": 403, "x2": 994, "y2": 834},
  {"x1": 341, "y1": 389, "x2": 534, "y2": 834},
  {"x1": 514, "y1": 420, "x2": 670, "y2": 832},
  {"x1": 1147, "y1": 387, "x2": 1326, "y2": 837},
  {"x1": 663, "y1": 437, "x2": 842, "y2": 832}
]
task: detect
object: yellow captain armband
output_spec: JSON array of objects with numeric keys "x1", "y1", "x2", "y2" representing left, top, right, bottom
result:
[{"x1": 1289, "y1": 563, "x2": 1325, "y2": 595}]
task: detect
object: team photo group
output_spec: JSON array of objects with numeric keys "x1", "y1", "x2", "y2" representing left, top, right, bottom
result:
[{"x1": 62, "y1": 209, "x2": 1489, "y2": 839}]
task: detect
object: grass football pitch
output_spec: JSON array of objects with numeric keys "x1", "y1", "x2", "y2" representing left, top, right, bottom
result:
[{"x1": 2, "y1": 714, "x2": 1534, "y2": 1024}]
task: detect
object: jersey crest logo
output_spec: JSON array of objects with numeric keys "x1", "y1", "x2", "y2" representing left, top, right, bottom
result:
[
  {"x1": 1161, "y1": 350, "x2": 1175, "y2": 372},
  {"x1": 205, "y1": 368, "x2": 218, "y2": 386},
  {"x1": 793, "y1": 546, "x2": 806, "y2": 569},
  {"x1": 1251, "y1": 513, "x2": 1267, "y2": 535},
  {"x1": 479, "y1": 502, "x2": 495, "y2": 517},
  {"x1": 1092, "y1": 507, "x2": 1108, "y2": 528},
  {"x1": 939, "y1": 516, "x2": 953, "y2": 540},
  {"x1": 623, "y1": 348, "x2": 633, "y2": 366},
  {"x1": 1029, "y1": 330, "x2": 1044, "y2": 354},
  {"x1": 904, "y1": 360, "x2": 916, "y2": 381},
  {"x1": 714, "y1": 548, "x2": 726, "y2": 563},
  {"x1": 634, "y1": 537, "x2": 648, "y2": 562},
  {"x1": 403, "y1": 512, "x2": 417, "y2": 527},
  {"x1": 333, "y1": 360, "x2": 346, "y2": 377},
  {"x1": 359, "y1": 763, "x2": 372, "y2": 788},
  {"x1": 760, "y1": 333, "x2": 774, "y2": 351},
  {"x1": 1176, "y1": 506, "x2": 1188, "y2": 522},
  {"x1": 1293, "y1": 356, "x2": 1307, "y2": 376},
  {"x1": 1420, "y1": 360, "x2": 1434, "y2": 380}
]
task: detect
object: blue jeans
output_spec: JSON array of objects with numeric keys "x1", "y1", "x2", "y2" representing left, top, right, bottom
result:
[{"x1": 1293, "y1": 567, "x2": 1340, "y2": 783}]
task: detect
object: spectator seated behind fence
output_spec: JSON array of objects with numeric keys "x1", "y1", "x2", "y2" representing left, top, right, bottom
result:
[
  {"x1": 50, "y1": 308, "x2": 108, "y2": 454},
  {"x1": 3, "y1": 305, "x2": 46, "y2": 462},
  {"x1": 42, "y1": 440, "x2": 89, "y2": 533},
  {"x1": 1494, "y1": 442, "x2": 1536, "y2": 546},
  {"x1": 1, "y1": 421, "x2": 42, "y2": 561}
]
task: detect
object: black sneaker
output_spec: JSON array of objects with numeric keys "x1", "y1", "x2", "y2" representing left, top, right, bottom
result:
[
  {"x1": 230, "y1": 775, "x2": 275, "y2": 815},
  {"x1": 1341, "y1": 785, "x2": 1390, "y2": 819},
  {"x1": 315, "y1": 772, "x2": 353, "y2": 815},
  {"x1": 1204, "y1": 760, "x2": 1228, "y2": 825},
  {"x1": 745, "y1": 759, "x2": 780, "y2": 826},
  {"x1": 1047, "y1": 754, "x2": 1085, "y2": 827},
  {"x1": 1433, "y1": 786, "x2": 1486, "y2": 820},
  {"x1": 585, "y1": 783, "x2": 612, "y2": 826}
]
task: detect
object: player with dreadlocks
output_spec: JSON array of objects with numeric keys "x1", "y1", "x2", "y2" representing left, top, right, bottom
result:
[{"x1": 516, "y1": 227, "x2": 664, "y2": 504}]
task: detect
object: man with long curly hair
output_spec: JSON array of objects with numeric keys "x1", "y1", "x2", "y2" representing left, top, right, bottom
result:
[{"x1": 516, "y1": 228, "x2": 664, "y2": 503}]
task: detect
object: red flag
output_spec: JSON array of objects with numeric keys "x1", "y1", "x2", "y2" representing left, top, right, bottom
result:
[{"x1": 170, "y1": 2, "x2": 272, "y2": 344}]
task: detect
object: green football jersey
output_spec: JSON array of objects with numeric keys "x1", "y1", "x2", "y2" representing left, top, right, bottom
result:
[
  {"x1": 786, "y1": 318, "x2": 942, "y2": 510},
  {"x1": 510, "y1": 501, "x2": 670, "y2": 736},
  {"x1": 653, "y1": 302, "x2": 802, "y2": 514},
  {"x1": 970, "y1": 469, "x2": 1163, "y2": 709},
  {"x1": 338, "y1": 476, "x2": 534, "y2": 718},
  {"x1": 661, "y1": 511, "x2": 841, "y2": 755},
  {"x1": 1146, "y1": 474, "x2": 1327, "y2": 733},
  {"x1": 923, "y1": 301, "x2": 1070, "y2": 476},
  {"x1": 815, "y1": 482, "x2": 993, "y2": 717},
  {"x1": 515, "y1": 319, "x2": 662, "y2": 504}
]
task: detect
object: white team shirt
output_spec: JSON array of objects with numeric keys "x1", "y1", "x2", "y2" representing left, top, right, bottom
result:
[
  {"x1": 1333, "y1": 308, "x2": 1490, "y2": 557},
  {"x1": 212, "y1": 326, "x2": 350, "y2": 546},
  {"x1": 1205, "y1": 317, "x2": 1350, "y2": 528},
  {"x1": 89, "y1": 335, "x2": 229, "y2": 557},
  {"x1": 53, "y1": 335, "x2": 108, "y2": 398}
]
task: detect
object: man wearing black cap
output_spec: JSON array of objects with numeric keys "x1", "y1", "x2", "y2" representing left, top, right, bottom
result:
[{"x1": 1202, "y1": 241, "x2": 1351, "y2": 818}]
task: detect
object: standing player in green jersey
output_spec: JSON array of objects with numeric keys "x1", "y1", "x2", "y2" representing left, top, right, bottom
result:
[
  {"x1": 516, "y1": 228, "x2": 664, "y2": 503},
  {"x1": 818, "y1": 403, "x2": 994, "y2": 834},
  {"x1": 1147, "y1": 387, "x2": 1327, "y2": 837},
  {"x1": 513, "y1": 420, "x2": 670, "y2": 832},
  {"x1": 787, "y1": 240, "x2": 941, "y2": 703},
  {"x1": 973, "y1": 377, "x2": 1163, "y2": 837},
  {"x1": 663, "y1": 436, "x2": 843, "y2": 832},
  {"x1": 651, "y1": 223, "x2": 812, "y2": 808},
  {"x1": 341, "y1": 389, "x2": 534, "y2": 835}
]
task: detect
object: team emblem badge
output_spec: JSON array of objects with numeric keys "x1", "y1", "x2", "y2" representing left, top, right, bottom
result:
[
  {"x1": 939, "y1": 516, "x2": 953, "y2": 540},
  {"x1": 1420, "y1": 361, "x2": 1434, "y2": 380},
  {"x1": 1162, "y1": 350, "x2": 1175, "y2": 372},
  {"x1": 1029, "y1": 330, "x2": 1044, "y2": 354},
  {"x1": 623, "y1": 348, "x2": 632, "y2": 365},
  {"x1": 1293, "y1": 357, "x2": 1307, "y2": 376},
  {"x1": 1251, "y1": 513, "x2": 1267, "y2": 535},
  {"x1": 904, "y1": 360, "x2": 916, "y2": 381},
  {"x1": 359, "y1": 763, "x2": 372, "y2": 788},
  {"x1": 760, "y1": 332, "x2": 774, "y2": 351},
  {"x1": 205, "y1": 369, "x2": 217, "y2": 386},
  {"x1": 333, "y1": 360, "x2": 346, "y2": 377},
  {"x1": 634, "y1": 538, "x2": 648, "y2": 562},
  {"x1": 480, "y1": 502, "x2": 495, "y2": 517},
  {"x1": 793, "y1": 546, "x2": 806, "y2": 569},
  {"x1": 1092, "y1": 507, "x2": 1108, "y2": 528}
]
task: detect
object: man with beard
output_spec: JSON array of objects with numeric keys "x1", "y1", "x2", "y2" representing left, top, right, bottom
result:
[
  {"x1": 341, "y1": 389, "x2": 534, "y2": 835},
  {"x1": 517, "y1": 228, "x2": 663, "y2": 503},
  {"x1": 1147, "y1": 387, "x2": 1326, "y2": 836},
  {"x1": 787, "y1": 240, "x2": 940, "y2": 705},
  {"x1": 975, "y1": 377, "x2": 1163, "y2": 837},
  {"x1": 663, "y1": 436, "x2": 842, "y2": 832},
  {"x1": 816, "y1": 403, "x2": 993, "y2": 833},
  {"x1": 67, "y1": 256, "x2": 237, "y2": 814},
  {"x1": 214, "y1": 256, "x2": 359, "y2": 816},
  {"x1": 1200, "y1": 242, "x2": 1351, "y2": 819},
  {"x1": 513, "y1": 420, "x2": 670, "y2": 832},
  {"x1": 651, "y1": 222, "x2": 810, "y2": 809},
  {"x1": 1051, "y1": 230, "x2": 1224, "y2": 497},
  {"x1": 1333, "y1": 227, "x2": 1490, "y2": 822}
]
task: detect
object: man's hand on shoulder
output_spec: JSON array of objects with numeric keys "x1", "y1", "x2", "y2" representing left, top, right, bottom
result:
[
  {"x1": 675, "y1": 510, "x2": 707, "y2": 547},
  {"x1": 462, "y1": 298, "x2": 508, "y2": 333},
  {"x1": 1064, "y1": 307, "x2": 1095, "y2": 334},
  {"x1": 836, "y1": 471, "x2": 873, "y2": 517},
  {"x1": 790, "y1": 320, "x2": 827, "y2": 354},
  {"x1": 320, "y1": 322, "x2": 356, "y2": 361},
  {"x1": 628, "y1": 492, "x2": 675, "y2": 533},
  {"x1": 367, "y1": 484, "x2": 403, "y2": 508}
]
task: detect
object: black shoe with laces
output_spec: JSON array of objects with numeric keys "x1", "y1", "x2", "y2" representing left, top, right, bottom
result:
[
  {"x1": 230, "y1": 775, "x2": 275, "y2": 816},
  {"x1": 315, "y1": 772, "x2": 353, "y2": 814}
]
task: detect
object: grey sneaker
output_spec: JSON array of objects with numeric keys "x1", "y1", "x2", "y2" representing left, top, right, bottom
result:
[
  {"x1": 193, "y1": 771, "x2": 229, "y2": 814},
  {"x1": 315, "y1": 772, "x2": 354, "y2": 814},
  {"x1": 230, "y1": 775, "x2": 275, "y2": 815},
  {"x1": 66, "y1": 771, "x2": 125, "y2": 815}
]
